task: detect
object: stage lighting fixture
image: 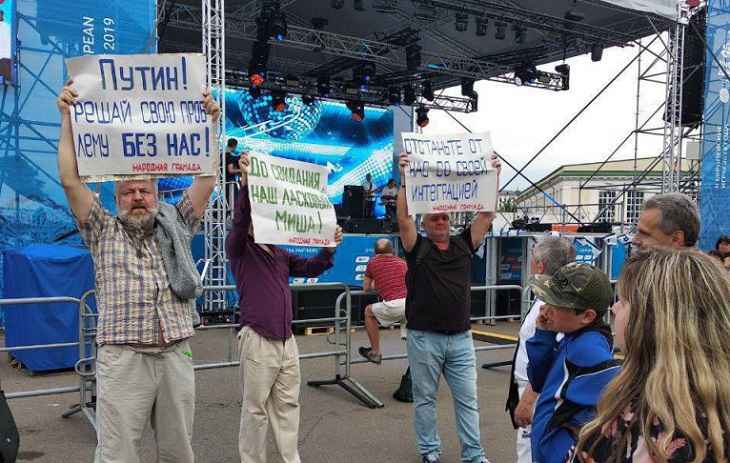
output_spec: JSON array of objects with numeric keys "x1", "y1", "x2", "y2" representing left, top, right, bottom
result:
[
  {"x1": 346, "y1": 100, "x2": 365, "y2": 121},
  {"x1": 403, "y1": 85, "x2": 416, "y2": 105},
  {"x1": 513, "y1": 64, "x2": 537, "y2": 86},
  {"x1": 268, "y1": 10, "x2": 287, "y2": 41},
  {"x1": 317, "y1": 75, "x2": 331, "y2": 96},
  {"x1": 414, "y1": 0, "x2": 436, "y2": 21},
  {"x1": 302, "y1": 95, "x2": 316, "y2": 106},
  {"x1": 591, "y1": 43, "x2": 604, "y2": 62},
  {"x1": 271, "y1": 90, "x2": 288, "y2": 112},
  {"x1": 461, "y1": 79, "x2": 476, "y2": 98},
  {"x1": 354, "y1": 62, "x2": 376, "y2": 88},
  {"x1": 564, "y1": 8, "x2": 585, "y2": 22},
  {"x1": 513, "y1": 24, "x2": 526, "y2": 44},
  {"x1": 248, "y1": 41, "x2": 270, "y2": 86},
  {"x1": 416, "y1": 105, "x2": 429, "y2": 128},
  {"x1": 354, "y1": 0, "x2": 365, "y2": 11},
  {"x1": 555, "y1": 63, "x2": 570, "y2": 91},
  {"x1": 311, "y1": 17, "x2": 328, "y2": 29},
  {"x1": 373, "y1": 0, "x2": 397, "y2": 12},
  {"x1": 475, "y1": 17, "x2": 488, "y2": 37},
  {"x1": 331, "y1": 0, "x2": 344, "y2": 9},
  {"x1": 494, "y1": 21, "x2": 507, "y2": 40},
  {"x1": 422, "y1": 80, "x2": 434, "y2": 101},
  {"x1": 388, "y1": 86, "x2": 402, "y2": 105},
  {"x1": 406, "y1": 44, "x2": 422, "y2": 72},
  {"x1": 455, "y1": 12, "x2": 468, "y2": 32}
]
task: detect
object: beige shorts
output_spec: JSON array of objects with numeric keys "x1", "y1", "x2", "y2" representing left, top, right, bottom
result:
[{"x1": 370, "y1": 298, "x2": 406, "y2": 327}]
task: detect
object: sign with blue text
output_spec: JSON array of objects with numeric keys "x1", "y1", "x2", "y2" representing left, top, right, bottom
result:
[
  {"x1": 401, "y1": 131, "x2": 497, "y2": 215},
  {"x1": 65, "y1": 53, "x2": 215, "y2": 182},
  {"x1": 248, "y1": 153, "x2": 337, "y2": 247}
]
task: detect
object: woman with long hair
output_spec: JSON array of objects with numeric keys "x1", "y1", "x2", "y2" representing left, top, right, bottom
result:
[{"x1": 572, "y1": 248, "x2": 730, "y2": 463}]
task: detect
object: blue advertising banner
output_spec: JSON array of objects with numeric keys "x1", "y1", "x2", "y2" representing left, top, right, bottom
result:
[
  {"x1": 284, "y1": 234, "x2": 397, "y2": 287},
  {"x1": 700, "y1": 1, "x2": 730, "y2": 249}
]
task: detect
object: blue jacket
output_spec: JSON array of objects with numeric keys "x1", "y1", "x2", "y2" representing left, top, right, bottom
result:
[{"x1": 527, "y1": 327, "x2": 620, "y2": 463}]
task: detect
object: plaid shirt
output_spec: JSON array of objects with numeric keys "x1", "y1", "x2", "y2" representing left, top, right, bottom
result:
[{"x1": 79, "y1": 192, "x2": 201, "y2": 346}]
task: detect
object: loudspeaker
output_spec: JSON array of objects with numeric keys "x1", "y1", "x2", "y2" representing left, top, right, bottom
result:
[
  {"x1": 665, "y1": 7, "x2": 706, "y2": 127},
  {"x1": 346, "y1": 218, "x2": 383, "y2": 234},
  {"x1": 343, "y1": 185, "x2": 364, "y2": 218}
]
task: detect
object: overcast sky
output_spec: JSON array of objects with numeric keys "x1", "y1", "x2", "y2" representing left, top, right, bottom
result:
[{"x1": 424, "y1": 39, "x2": 668, "y2": 191}]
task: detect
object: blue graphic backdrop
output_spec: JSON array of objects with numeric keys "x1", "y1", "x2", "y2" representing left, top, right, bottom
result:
[
  {"x1": 0, "y1": 0, "x2": 156, "y2": 298},
  {"x1": 700, "y1": 1, "x2": 730, "y2": 249},
  {"x1": 222, "y1": 88, "x2": 396, "y2": 217}
]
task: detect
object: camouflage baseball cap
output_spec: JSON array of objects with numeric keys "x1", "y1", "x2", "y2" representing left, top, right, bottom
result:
[{"x1": 529, "y1": 262, "x2": 613, "y2": 313}]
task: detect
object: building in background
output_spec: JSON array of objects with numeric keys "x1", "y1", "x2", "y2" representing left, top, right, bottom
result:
[{"x1": 514, "y1": 157, "x2": 695, "y2": 226}]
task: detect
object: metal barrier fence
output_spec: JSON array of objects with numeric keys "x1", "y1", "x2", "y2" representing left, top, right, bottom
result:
[{"x1": 0, "y1": 283, "x2": 523, "y2": 430}]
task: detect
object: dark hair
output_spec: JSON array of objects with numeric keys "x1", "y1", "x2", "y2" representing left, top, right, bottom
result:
[
  {"x1": 715, "y1": 235, "x2": 730, "y2": 251},
  {"x1": 708, "y1": 249, "x2": 723, "y2": 260},
  {"x1": 643, "y1": 193, "x2": 699, "y2": 247},
  {"x1": 227, "y1": 138, "x2": 238, "y2": 148}
]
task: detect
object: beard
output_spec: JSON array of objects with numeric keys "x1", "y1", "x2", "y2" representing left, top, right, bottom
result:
[{"x1": 118, "y1": 206, "x2": 159, "y2": 234}]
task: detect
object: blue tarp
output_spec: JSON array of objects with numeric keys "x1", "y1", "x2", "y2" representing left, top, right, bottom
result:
[{"x1": 3, "y1": 244, "x2": 96, "y2": 372}]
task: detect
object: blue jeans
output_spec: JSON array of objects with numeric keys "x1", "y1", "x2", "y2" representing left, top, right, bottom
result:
[{"x1": 407, "y1": 329, "x2": 486, "y2": 462}]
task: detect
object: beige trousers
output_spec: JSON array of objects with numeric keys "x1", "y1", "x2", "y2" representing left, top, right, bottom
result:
[
  {"x1": 238, "y1": 326, "x2": 301, "y2": 463},
  {"x1": 94, "y1": 341, "x2": 195, "y2": 463}
]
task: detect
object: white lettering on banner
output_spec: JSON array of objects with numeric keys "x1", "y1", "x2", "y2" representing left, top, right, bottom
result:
[
  {"x1": 66, "y1": 53, "x2": 215, "y2": 181},
  {"x1": 247, "y1": 154, "x2": 337, "y2": 247},
  {"x1": 401, "y1": 131, "x2": 498, "y2": 215}
]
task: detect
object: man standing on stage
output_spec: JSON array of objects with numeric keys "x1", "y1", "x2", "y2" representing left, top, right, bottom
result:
[
  {"x1": 358, "y1": 238, "x2": 407, "y2": 364},
  {"x1": 228, "y1": 154, "x2": 343, "y2": 463},
  {"x1": 57, "y1": 82, "x2": 220, "y2": 463},
  {"x1": 397, "y1": 152, "x2": 500, "y2": 463},
  {"x1": 362, "y1": 172, "x2": 375, "y2": 218},
  {"x1": 380, "y1": 178, "x2": 399, "y2": 226}
]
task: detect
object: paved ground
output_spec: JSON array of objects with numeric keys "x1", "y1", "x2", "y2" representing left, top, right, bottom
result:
[{"x1": 3, "y1": 323, "x2": 520, "y2": 463}]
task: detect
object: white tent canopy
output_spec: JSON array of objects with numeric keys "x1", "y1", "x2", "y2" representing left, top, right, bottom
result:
[{"x1": 601, "y1": 0, "x2": 680, "y2": 19}]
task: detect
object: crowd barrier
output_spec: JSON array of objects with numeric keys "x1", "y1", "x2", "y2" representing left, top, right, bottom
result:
[{"x1": 0, "y1": 283, "x2": 523, "y2": 431}]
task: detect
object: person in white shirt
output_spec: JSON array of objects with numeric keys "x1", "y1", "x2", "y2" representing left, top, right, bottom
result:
[
  {"x1": 380, "y1": 178, "x2": 399, "y2": 224},
  {"x1": 505, "y1": 236, "x2": 575, "y2": 463},
  {"x1": 361, "y1": 173, "x2": 375, "y2": 218}
]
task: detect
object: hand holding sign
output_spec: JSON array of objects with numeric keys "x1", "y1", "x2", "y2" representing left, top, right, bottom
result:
[
  {"x1": 238, "y1": 153, "x2": 250, "y2": 185},
  {"x1": 57, "y1": 81, "x2": 79, "y2": 116}
]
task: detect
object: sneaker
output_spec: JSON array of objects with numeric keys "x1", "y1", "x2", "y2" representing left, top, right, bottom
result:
[
  {"x1": 358, "y1": 346, "x2": 382, "y2": 364},
  {"x1": 421, "y1": 454, "x2": 440, "y2": 463}
]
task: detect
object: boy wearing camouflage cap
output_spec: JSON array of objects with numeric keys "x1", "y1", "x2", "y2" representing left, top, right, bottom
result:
[{"x1": 526, "y1": 263, "x2": 620, "y2": 463}]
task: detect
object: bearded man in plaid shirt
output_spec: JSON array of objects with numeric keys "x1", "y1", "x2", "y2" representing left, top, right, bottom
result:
[{"x1": 56, "y1": 82, "x2": 220, "y2": 463}]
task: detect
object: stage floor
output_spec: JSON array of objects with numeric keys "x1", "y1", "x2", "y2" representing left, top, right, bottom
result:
[{"x1": 2, "y1": 322, "x2": 520, "y2": 462}]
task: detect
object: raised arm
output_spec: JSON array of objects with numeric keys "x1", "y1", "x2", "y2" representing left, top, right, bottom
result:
[
  {"x1": 397, "y1": 153, "x2": 418, "y2": 252},
  {"x1": 186, "y1": 89, "x2": 221, "y2": 218},
  {"x1": 57, "y1": 82, "x2": 96, "y2": 224},
  {"x1": 225, "y1": 154, "x2": 252, "y2": 259},
  {"x1": 469, "y1": 153, "x2": 502, "y2": 249}
]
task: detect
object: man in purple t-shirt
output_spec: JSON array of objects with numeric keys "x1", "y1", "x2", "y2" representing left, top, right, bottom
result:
[{"x1": 226, "y1": 154, "x2": 343, "y2": 463}]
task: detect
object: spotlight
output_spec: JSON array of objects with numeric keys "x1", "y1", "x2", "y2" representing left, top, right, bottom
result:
[
  {"x1": 331, "y1": 0, "x2": 344, "y2": 8},
  {"x1": 591, "y1": 43, "x2": 604, "y2": 62},
  {"x1": 414, "y1": 0, "x2": 436, "y2": 21},
  {"x1": 513, "y1": 63, "x2": 537, "y2": 86},
  {"x1": 271, "y1": 90, "x2": 288, "y2": 112},
  {"x1": 302, "y1": 94, "x2": 316, "y2": 105},
  {"x1": 513, "y1": 24, "x2": 526, "y2": 44},
  {"x1": 248, "y1": 41, "x2": 270, "y2": 86},
  {"x1": 422, "y1": 80, "x2": 434, "y2": 101},
  {"x1": 475, "y1": 17, "x2": 488, "y2": 37},
  {"x1": 555, "y1": 63, "x2": 570, "y2": 91},
  {"x1": 416, "y1": 105, "x2": 429, "y2": 128},
  {"x1": 388, "y1": 86, "x2": 402, "y2": 105},
  {"x1": 403, "y1": 85, "x2": 416, "y2": 105},
  {"x1": 317, "y1": 75, "x2": 331, "y2": 96},
  {"x1": 346, "y1": 100, "x2": 365, "y2": 121},
  {"x1": 268, "y1": 10, "x2": 287, "y2": 41},
  {"x1": 354, "y1": 0, "x2": 365, "y2": 11},
  {"x1": 455, "y1": 12, "x2": 468, "y2": 32},
  {"x1": 461, "y1": 79, "x2": 476, "y2": 98},
  {"x1": 494, "y1": 21, "x2": 507, "y2": 40},
  {"x1": 354, "y1": 62, "x2": 376, "y2": 88},
  {"x1": 406, "y1": 44, "x2": 422, "y2": 72}
]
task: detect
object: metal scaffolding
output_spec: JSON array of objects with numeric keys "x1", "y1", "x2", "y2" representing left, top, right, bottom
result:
[{"x1": 201, "y1": 0, "x2": 228, "y2": 313}]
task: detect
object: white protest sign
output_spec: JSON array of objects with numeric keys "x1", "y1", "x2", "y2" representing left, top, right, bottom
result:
[
  {"x1": 65, "y1": 53, "x2": 216, "y2": 182},
  {"x1": 401, "y1": 132, "x2": 497, "y2": 215},
  {"x1": 248, "y1": 154, "x2": 337, "y2": 247}
]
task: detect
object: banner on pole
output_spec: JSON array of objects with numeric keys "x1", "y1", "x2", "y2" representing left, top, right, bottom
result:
[
  {"x1": 248, "y1": 154, "x2": 337, "y2": 247},
  {"x1": 401, "y1": 132, "x2": 497, "y2": 215},
  {"x1": 65, "y1": 53, "x2": 215, "y2": 182}
]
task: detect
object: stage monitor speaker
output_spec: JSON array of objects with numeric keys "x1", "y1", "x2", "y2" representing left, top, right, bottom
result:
[
  {"x1": 347, "y1": 218, "x2": 383, "y2": 234},
  {"x1": 343, "y1": 185, "x2": 364, "y2": 218}
]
